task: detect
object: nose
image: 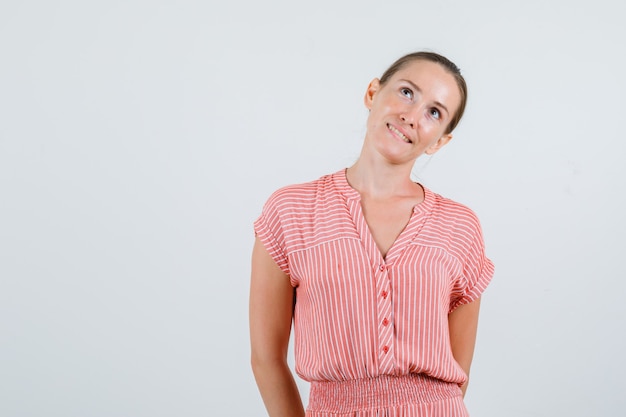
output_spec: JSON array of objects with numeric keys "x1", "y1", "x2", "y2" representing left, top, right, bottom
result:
[
  {"x1": 401, "y1": 103, "x2": 426, "y2": 129},
  {"x1": 400, "y1": 113, "x2": 415, "y2": 129}
]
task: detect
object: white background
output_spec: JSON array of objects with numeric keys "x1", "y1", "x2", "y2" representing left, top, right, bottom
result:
[{"x1": 1, "y1": 1, "x2": 624, "y2": 416}]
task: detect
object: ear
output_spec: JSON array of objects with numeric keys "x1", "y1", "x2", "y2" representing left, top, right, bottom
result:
[
  {"x1": 364, "y1": 78, "x2": 381, "y2": 110},
  {"x1": 425, "y1": 133, "x2": 453, "y2": 155}
]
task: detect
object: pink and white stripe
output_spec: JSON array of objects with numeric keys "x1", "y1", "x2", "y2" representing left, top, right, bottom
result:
[{"x1": 254, "y1": 170, "x2": 494, "y2": 415}]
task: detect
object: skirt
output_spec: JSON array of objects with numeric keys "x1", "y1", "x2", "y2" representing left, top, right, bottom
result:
[{"x1": 306, "y1": 373, "x2": 469, "y2": 417}]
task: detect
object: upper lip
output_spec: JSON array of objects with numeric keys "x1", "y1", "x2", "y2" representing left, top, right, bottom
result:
[{"x1": 387, "y1": 123, "x2": 413, "y2": 144}]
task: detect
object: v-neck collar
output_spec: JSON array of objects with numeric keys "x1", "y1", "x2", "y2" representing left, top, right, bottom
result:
[{"x1": 331, "y1": 169, "x2": 434, "y2": 264}]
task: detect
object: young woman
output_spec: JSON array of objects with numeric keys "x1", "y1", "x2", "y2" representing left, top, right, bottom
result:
[{"x1": 250, "y1": 51, "x2": 495, "y2": 417}]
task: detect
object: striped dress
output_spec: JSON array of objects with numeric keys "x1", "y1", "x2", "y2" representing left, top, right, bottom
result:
[{"x1": 254, "y1": 170, "x2": 495, "y2": 416}]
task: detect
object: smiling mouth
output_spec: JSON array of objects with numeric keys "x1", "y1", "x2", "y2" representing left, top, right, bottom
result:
[{"x1": 387, "y1": 123, "x2": 412, "y2": 144}]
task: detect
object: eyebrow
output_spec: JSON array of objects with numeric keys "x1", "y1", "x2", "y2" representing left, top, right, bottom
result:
[{"x1": 400, "y1": 79, "x2": 450, "y2": 116}]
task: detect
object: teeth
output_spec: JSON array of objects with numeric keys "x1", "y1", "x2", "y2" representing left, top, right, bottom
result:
[{"x1": 388, "y1": 124, "x2": 411, "y2": 143}]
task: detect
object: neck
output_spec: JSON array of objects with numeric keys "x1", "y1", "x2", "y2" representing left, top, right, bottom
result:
[{"x1": 346, "y1": 155, "x2": 420, "y2": 199}]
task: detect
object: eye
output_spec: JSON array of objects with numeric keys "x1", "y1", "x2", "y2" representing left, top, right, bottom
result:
[
  {"x1": 400, "y1": 87, "x2": 413, "y2": 99},
  {"x1": 429, "y1": 107, "x2": 441, "y2": 120}
]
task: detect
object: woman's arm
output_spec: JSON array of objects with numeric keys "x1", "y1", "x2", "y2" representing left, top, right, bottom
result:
[
  {"x1": 249, "y1": 237, "x2": 305, "y2": 417},
  {"x1": 448, "y1": 297, "x2": 482, "y2": 397}
]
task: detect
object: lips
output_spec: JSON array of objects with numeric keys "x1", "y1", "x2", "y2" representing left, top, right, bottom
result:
[{"x1": 387, "y1": 123, "x2": 412, "y2": 144}]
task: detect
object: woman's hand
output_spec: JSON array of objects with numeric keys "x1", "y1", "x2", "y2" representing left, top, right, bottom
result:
[{"x1": 249, "y1": 237, "x2": 305, "y2": 417}]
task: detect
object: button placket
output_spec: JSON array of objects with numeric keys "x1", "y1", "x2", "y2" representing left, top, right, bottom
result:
[{"x1": 376, "y1": 261, "x2": 394, "y2": 371}]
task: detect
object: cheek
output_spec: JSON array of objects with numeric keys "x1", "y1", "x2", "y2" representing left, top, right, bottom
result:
[
  {"x1": 367, "y1": 108, "x2": 386, "y2": 130},
  {"x1": 420, "y1": 126, "x2": 446, "y2": 148},
  {"x1": 418, "y1": 120, "x2": 438, "y2": 135}
]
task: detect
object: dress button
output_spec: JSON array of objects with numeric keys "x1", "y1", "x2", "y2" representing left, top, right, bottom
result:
[
  {"x1": 382, "y1": 346, "x2": 389, "y2": 353},
  {"x1": 382, "y1": 318, "x2": 389, "y2": 326},
  {"x1": 379, "y1": 264, "x2": 386, "y2": 271},
  {"x1": 382, "y1": 291, "x2": 388, "y2": 299}
]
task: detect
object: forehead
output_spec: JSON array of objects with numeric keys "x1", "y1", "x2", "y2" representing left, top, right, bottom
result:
[{"x1": 387, "y1": 60, "x2": 461, "y2": 108}]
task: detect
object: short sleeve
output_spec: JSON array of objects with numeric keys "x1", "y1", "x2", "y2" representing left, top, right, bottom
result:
[
  {"x1": 449, "y1": 214, "x2": 495, "y2": 313},
  {"x1": 253, "y1": 190, "x2": 291, "y2": 277}
]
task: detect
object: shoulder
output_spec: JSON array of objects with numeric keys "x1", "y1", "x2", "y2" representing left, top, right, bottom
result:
[
  {"x1": 430, "y1": 191, "x2": 482, "y2": 228},
  {"x1": 255, "y1": 171, "x2": 351, "y2": 248},
  {"x1": 420, "y1": 187, "x2": 486, "y2": 250},
  {"x1": 261, "y1": 172, "x2": 339, "y2": 214}
]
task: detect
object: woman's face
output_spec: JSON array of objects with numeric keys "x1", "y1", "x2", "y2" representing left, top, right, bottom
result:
[{"x1": 363, "y1": 60, "x2": 462, "y2": 166}]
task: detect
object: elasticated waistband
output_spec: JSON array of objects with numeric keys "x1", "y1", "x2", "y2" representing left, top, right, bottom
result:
[{"x1": 307, "y1": 374, "x2": 462, "y2": 413}]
